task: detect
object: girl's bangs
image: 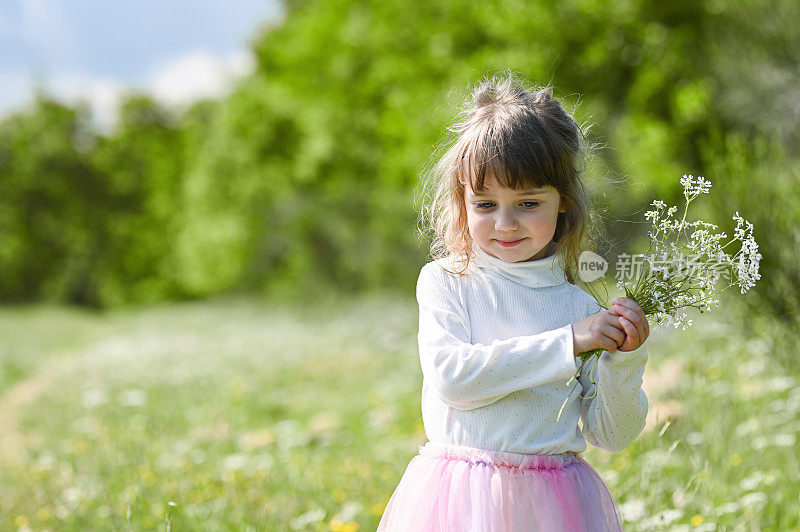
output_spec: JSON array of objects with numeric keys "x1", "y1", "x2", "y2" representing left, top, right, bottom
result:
[{"x1": 457, "y1": 126, "x2": 560, "y2": 194}]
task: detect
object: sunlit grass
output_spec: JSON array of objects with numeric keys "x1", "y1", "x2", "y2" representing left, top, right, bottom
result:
[{"x1": 1, "y1": 295, "x2": 798, "y2": 530}]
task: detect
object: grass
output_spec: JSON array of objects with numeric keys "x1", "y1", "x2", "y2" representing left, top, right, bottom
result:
[{"x1": 1, "y1": 294, "x2": 798, "y2": 530}]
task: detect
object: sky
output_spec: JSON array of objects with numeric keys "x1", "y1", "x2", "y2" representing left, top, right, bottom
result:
[{"x1": 0, "y1": 0, "x2": 281, "y2": 131}]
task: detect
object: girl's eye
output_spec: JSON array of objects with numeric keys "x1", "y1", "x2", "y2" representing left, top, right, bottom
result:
[
  {"x1": 521, "y1": 201, "x2": 540, "y2": 208},
  {"x1": 475, "y1": 202, "x2": 494, "y2": 210}
]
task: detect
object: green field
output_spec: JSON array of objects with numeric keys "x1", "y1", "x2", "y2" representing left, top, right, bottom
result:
[{"x1": 1, "y1": 296, "x2": 798, "y2": 531}]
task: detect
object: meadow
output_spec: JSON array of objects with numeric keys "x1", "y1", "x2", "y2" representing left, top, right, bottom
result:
[{"x1": 1, "y1": 295, "x2": 798, "y2": 531}]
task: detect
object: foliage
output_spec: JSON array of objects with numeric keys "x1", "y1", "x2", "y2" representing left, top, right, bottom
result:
[
  {"x1": 0, "y1": 97, "x2": 103, "y2": 304},
  {"x1": 0, "y1": 0, "x2": 797, "y2": 308},
  {"x1": 89, "y1": 96, "x2": 186, "y2": 305},
  {"x1": 700, "y1": 131, "x2": 800, "y2": 370}
]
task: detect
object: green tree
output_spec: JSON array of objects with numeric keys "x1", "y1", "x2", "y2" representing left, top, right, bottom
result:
[
  {"x1": 1, "y1": 0, "x2": 796, "y2": 314},
  {"x1": 0, "y1": 96, "x2": 104, "y2": 304},
  {"x1": 90, "y1": 95, "x2": 186, "y2": 305}
]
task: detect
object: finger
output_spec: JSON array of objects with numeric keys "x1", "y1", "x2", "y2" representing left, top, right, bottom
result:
[
  {"x1": 628, "y1": 299, "x2": 650, "y2": 336},
  {"x1": 600, "y1": 336, "x2": 618, "y2": 352},
  {"x1": 611, "y1": 299, "x2": 640, "y2": 318},
  {"x1": 611, "y1": 303, "x2": 637, "y2": 324},
  {"x1": 596, "y1": 318, "x2": 623, "y2": 351},
  {"x1": 618, "y1": 316, "x2": 640, "y2": 348},
  {"x1": 603, "y1": 309, "x2": 625, "y2": 324},
  {"x1": 602, "y1": 323, "x2": 625, "y2": 347},
  {"x1": 611, "y1": 297, "x2": 645, "y2": 333},
  {"x1": 600, "y1": 313, "x2": 625, "y2": 336},
  {"x1": 612, "y1": 298, "x2": 645, "y2": 318},
  {"x1": 631, "y1": 309, "x2": 647, "y2": 343},
  {"x1": 626, "y1": 298, "x2": 645, "y2": 317},
  {"x1": 612, "y1": 303, "x2": 647, "y2": 341}
]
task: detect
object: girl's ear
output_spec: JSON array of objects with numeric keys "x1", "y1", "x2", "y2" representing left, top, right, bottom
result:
[{"x1": 559, "y1": 197, "x2": 567, "y2": 214}]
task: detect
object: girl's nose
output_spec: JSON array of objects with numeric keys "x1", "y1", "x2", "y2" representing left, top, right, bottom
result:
[{"x1": 495, "y1": 209, "x2": 519, "y2": 231}]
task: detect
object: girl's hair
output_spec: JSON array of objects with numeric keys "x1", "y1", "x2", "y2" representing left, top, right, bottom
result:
[{"x1": 418, "y1": 72, "x2": 593, "y2": 284}]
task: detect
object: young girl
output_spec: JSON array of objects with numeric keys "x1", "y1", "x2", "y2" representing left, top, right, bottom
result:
[{"x1": 377, "y1": 74, "x2": 650, "y2": 531}]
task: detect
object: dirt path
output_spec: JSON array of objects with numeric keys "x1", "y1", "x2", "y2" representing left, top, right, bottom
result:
[
  {"x1": 642, "y1": 358, "x2": 684, "y2": 432},
  {"x1": 0, "y1": 366, "x2": 56, "y2": 457}
]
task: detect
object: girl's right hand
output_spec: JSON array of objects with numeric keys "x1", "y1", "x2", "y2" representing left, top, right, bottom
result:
[{"x1": 572, "y1": 310, "x2": 626, "y2": 356}]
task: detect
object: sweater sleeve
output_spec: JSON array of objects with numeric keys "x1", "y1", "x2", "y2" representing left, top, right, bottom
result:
[
  {"x1": 417, "y1": 263, "x2": 579, "y2": 411},
  {"x1": 578, "y1": 298, "x2": 649, "y2": 453}
]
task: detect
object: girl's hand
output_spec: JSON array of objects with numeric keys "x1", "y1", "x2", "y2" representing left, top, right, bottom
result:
[
  {"x1": 609, "y1": 297, "x2": 650, "y2": 352},
  {"x1": 572, "y1": 310, "x2": 626, "y2": 356}
]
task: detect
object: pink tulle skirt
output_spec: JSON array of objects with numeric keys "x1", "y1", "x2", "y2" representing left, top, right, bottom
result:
[{"x1": 377, "y1": 442, "x2": 622, "y2": 531}]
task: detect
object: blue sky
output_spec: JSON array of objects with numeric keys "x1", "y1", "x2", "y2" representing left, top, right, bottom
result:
[{"x1": 0, "y1": 0, "x2": 281, "y2": 129}]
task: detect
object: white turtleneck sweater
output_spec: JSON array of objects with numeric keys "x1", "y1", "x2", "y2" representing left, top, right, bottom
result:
[{"x1": 417, "y1": 245, "x2": 649, "y2": 455}]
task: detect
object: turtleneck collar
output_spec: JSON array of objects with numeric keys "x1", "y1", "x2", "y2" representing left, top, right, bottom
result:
[{"x1": 470, "y1": 242, "x2": 568, "y2": 289}]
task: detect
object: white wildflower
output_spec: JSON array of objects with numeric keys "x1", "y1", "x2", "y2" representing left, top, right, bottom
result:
[
  {"x1": 739, "y1": 492, "x2": 767, "y2": 508},
  {"x1": 568, "y1": 172, "x2": 761, "y2": 416},
  {"x1": 681, "y1": 173, "x2": 712, "y2": 200},
  {"x1": 716, "y1": 502, "x2": 740, "y2": 515},
  {"x1": 604, "y1": 174, "x2": 760, "y2": 335},
  {"x1": 619, "y1": 499, "x2": 646, "y2": 522}
]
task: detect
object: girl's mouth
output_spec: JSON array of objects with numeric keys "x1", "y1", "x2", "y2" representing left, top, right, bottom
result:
[{"x1": 496, "y1": 238, "x2": 525, "y2": 247}]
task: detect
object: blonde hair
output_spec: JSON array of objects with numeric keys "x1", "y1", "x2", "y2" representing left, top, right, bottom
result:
[{"x1": 418, "y1": 72, "x2": 593, "y2": 284}]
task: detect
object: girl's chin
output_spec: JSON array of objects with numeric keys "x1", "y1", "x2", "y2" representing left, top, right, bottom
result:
[
  {"x1": 494, "y1": 249, "x2": 534, "y2": 262},
  {"x1": 495, "y1": 247, "x2": 551, "y2": 262}
]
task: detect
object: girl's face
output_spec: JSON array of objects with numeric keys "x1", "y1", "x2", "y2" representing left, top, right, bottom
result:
[{"x1": 464, "y1": 173, "x2": 565, "y2": 262}]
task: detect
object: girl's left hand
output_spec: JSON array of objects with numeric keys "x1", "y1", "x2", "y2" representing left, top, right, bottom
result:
[{"x1": 609, "y1": 297, "x2": 649, "y2": 352}]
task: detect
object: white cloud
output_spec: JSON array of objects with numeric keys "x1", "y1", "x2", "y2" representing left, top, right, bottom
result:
[
  {"x1": 147, "y1": 49, "x2": 256, "y2": 108},
  {"x1": 0, "y1": 48, "x2": 256, "y2": 133},
  {"x1": 46, "y1": 74, "x2": 125, "y2": 132},
  {"x1": 0, "y1": 68, "x2": 125, "y2": 134}
]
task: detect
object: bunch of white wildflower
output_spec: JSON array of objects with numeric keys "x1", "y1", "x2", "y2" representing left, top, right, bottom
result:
[
  {"x1": 617, "y1": 174, "x2": 762, "y2": 334},
  {"x1": 560, "y1": 174, "x2": 762, "y2": 420}
]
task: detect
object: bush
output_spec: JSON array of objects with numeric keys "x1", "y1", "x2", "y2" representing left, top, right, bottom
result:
[{"x1": 700, "y1": 129, "x2": 800, "y2": 370}]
